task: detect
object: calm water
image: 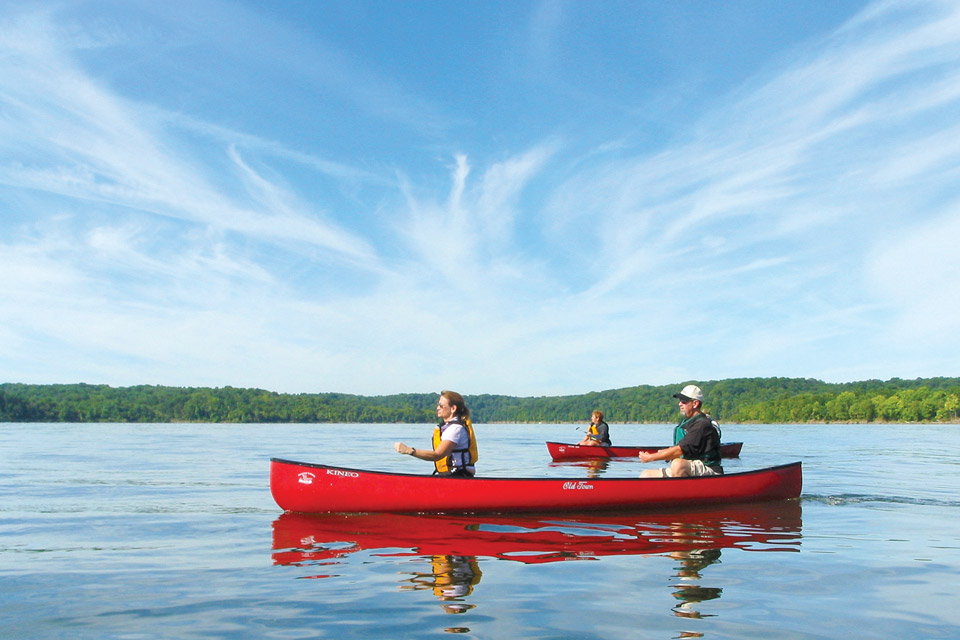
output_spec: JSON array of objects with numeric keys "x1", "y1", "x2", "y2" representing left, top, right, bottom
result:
[{"x1": 1, "y1": 422, "x2": 958, "y2": 639}]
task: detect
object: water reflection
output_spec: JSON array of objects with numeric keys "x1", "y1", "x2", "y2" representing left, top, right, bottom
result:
[
  {"x1": 272, "y1": 501, "x2": 801, "y2": 622},
  {"x1": 670, "y1": 547, "x2": 723, "y2": 620},
  {"x1": 400, "y1": 554, "x2": 483, "y2": 614},
  {"x1": 548, "y1": 457, "x2": 612, "y2": 477},
  {"x1": 658, "y1": 519, "x2": 727, "y2": 622}
]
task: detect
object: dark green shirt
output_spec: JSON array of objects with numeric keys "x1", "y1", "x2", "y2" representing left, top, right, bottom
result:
[{"x1": 674, "y1": 413, "x2": 722, "y2": 473}]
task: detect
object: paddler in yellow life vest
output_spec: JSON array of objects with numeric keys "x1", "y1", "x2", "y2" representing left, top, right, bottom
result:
[
  {"x1": 394, "y1": 390, "x2": 478, "y2": 477},
  {"x1": 577, "y1": 410, "x2": 611, "y2": 447}
]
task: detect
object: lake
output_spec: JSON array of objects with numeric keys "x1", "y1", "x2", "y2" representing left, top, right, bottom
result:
[{"x1": 1, "y1": 421, "x2": 958, "y2": 639}]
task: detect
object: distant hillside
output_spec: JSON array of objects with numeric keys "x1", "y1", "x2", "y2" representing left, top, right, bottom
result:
[{"x1": 2, "y1": 377, "x2": 958, "y2": 423}]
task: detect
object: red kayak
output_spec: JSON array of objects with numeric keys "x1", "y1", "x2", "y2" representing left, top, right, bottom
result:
[
  {"x1": 547, "y1": 440, "x2": 743, "y2": 461},
  {"x1": 272, "y1": 500, "x2": 802, "y2": 566},
  {"x1": 270, "y1": 457, "x2": 801, "y2": 514}
]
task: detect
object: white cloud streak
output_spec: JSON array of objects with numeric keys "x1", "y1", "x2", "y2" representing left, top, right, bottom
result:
[
  {"x1": 1, "y1": 0, "x2": 959, "y2": 395},
  {"x1": 0, "y1": 7, "x2": 379, "y2": 266}
]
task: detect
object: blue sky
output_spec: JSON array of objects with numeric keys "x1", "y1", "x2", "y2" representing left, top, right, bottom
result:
[{"x1": 2, "y1": 0, "x2": 959, "y2": 397}]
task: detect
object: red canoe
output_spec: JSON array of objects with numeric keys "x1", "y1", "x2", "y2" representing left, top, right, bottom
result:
[
  {"x1": 271, "y1": 500, "x2": 803, "y2": 566},
  {"x1": 270, "y1": 457, "x2": 801, "y2": 514},
  {"x1": 547, "y1": 440, "x2": 744, "y2": 461}
]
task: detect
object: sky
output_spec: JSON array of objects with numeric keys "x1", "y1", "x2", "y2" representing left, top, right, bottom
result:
[{"x1": 2, "y1": 0, "x2": 959, "y2": 397}]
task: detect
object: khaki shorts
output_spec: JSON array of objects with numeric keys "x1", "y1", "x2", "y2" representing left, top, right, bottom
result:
[{"x1": 663, "y1": 459, "x2": 720, "y2": 477}]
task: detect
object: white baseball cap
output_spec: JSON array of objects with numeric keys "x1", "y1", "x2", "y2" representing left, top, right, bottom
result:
[{"x1": 673, "y1": 384, "x2": 703, "y2": 403}]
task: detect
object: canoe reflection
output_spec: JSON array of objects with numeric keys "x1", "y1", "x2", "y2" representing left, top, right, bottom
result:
[
  {"x1": 272, "y1": 502, "x2": 801, "y2": 622},
  {"x1": 272, "y1": 500, "x2": 801, "y2": 570},
  {"x1": 548, "y1": 457, "x2": 613, "y2": 478}
]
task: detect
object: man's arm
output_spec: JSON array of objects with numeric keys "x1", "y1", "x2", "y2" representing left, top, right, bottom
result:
[{"x1": 639, "y1": 444, "x2": 681, "y2": 463}]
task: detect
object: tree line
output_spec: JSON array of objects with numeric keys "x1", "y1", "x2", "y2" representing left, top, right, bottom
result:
[{"x1": 1, "y1": 377, "x2": 958, "y2": 424}]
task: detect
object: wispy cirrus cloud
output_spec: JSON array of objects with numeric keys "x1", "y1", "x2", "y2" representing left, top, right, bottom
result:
[
  {"x1": 521, "y1": 0, "x2": 960, "y2": 385},
  {"x1": 0, "y1": 4, "x2": 393, "y2": 389},
  {"x1": 1, "y1": 0, "x2": 959, "y2": 395}
]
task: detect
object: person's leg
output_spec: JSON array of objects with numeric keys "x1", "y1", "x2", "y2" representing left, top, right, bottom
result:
[
  {"x1": 670, "y1": 458, "x2": 692, "y2": 477},
  {"x1": 677, "y1": 460, "x2": 719, "y2": 477}
]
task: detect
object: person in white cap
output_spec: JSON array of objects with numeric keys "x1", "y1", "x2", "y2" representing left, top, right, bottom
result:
[{"x1": 639, "y1": 384, "x2": 723, "y2": 478}]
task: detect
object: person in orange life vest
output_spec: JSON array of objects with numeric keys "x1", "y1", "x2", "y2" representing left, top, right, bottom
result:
[
  {"x1": 577, "y1": 410, "x2": 611, "y2": 446},
  {"x1": 639, "y1": 384, "x2": 722, "y2": 478},
  {"x1": 394, "y1": 390, "x2": 478, "y2": 477}
]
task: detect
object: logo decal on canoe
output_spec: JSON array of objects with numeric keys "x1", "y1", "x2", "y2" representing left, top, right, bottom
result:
[
  {"x1": 562, "y1": 481, "x2": 594, "y2": 490},
  {"x1": 326, "y1": 469, "x2": 360, "y2": 478},
  {"x1": 298, "y1": 472, "x2": 315, "y2": 484}
]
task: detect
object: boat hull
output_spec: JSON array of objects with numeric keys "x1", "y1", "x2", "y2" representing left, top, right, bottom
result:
[
  {"x1": 270, "y1": 458, "x2": 801, "y2": 514},
  {"x1": 547, "y1": 441, "x2": 743, "y2": 460}
]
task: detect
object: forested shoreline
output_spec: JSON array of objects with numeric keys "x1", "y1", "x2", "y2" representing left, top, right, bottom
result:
[{"x1": 1, "y1": 377, "x2": 958, "y2": 424}]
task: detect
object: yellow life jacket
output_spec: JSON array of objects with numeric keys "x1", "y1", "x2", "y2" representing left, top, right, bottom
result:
[
  {"x1": 587, "y1": 421, "x2": 610, "y2": 444},
  {"x1": 432, "y1": 417, "x2": 479, "y2": 474}
]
